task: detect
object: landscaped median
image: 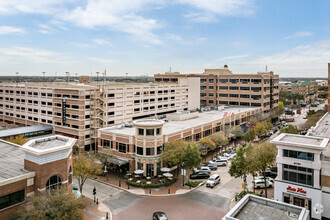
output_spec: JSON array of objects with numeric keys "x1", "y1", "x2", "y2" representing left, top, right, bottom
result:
[{"x1": 126, "y1": 177, "x2": 178, "y2": 188}]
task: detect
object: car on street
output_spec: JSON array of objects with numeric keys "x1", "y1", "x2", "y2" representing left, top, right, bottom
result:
[
  {"x1": 206, "y1": 174, "x2": 221, "y2": 188},
  {"x1": 193, "y1": 166, "x2": 211, "y2": 174},
  {"x1": 207, "y1": 163, "x2": 218, "y2": 171},
  {"x1": 303, "y1": 115, "x2": 307, "y2": 119},
  {"x1": 254, "y1": 176, "x2": 274, "y2": 183},
  {"x1": 223, "y1": 153, "x2": 235, "y2": 160},
  {"x1": 153, "y1": 211, "x2": 168, "y2": 220},
  {"x1": 281, "y1": 121, "x2": 288, "y2": 126},
  {"x1": 212, "y1": 158, "x2": 228, "y2": 167},
  {"x1": 190, "y1": 172, "x2": 210, "y2": 179},
  {"x1": 252, "y1": 179, "x2": 273, "y2": 189},
  {"x1": 300, "y1": 130, "x2": 307, "y2": 135},
  {"x1": 259, "y1": 170, "x2": 277, "y2": 178}
]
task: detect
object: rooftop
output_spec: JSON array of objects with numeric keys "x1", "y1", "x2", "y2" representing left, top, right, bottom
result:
[
  {"x1": 101, "y1": 106, "x2": 261, "y2": 136},
  {"x1": 309, "y1": 112, "x2": 330, "y2": 138},
  {"x1": 0, "y1": 125, "x2": 52, "y2": 139},
  {"x1": 271, "y1": 133, "x2": 328, "y2": 150},
  {"x1": 223, "y1": 194, "x2": 309, "y2": 220},
  {"x1": 0, "y1": 140, "x2": 30, "y2": 181},
  {"x1": 22, "y1": 135, "x2": 76, "y2": 156}
]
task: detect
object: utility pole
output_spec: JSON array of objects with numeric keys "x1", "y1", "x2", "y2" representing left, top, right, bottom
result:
[
  {"x1": 42, "y1": 72, "x2": 45, "y2": 84},
  {"x1": 66, "y1": 72, "x2": 70, "y2": 84}
]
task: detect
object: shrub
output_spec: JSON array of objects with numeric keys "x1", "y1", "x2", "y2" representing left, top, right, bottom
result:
[
  {"x1": 126, "y1": 180, "x2": 141, "y2": 187},
  {"x1": 184, "y1": 180, "x2": 202, "y2": 188}
]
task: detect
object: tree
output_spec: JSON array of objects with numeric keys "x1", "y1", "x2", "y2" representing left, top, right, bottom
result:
[
  {"x1": 254, "y1": 122, "x2": 267, "y2": 136},
  {"x1": 229, "y1": 145, "x2": 247, "y2": 178},
  {"x1": 245, "y1": 142, "x2": 259, "y2": 193},
  {"x1": 264, "y1": 122, "x2": 273, "y2": 131},
  {"x1": 230, "y1": 126, "x2": 244, "y2": 139},
  {"x1": 20, "y1": 189, "x2": 86, "y2": 220},
  {"x1": 243, "y1": 128, "x2": 255, "y2": 143},
  {"x1": 73, "y1": 154, "x2": 102, "y2": 194},
  {"x1": 162, "y1": 140, "x2": 187, "y2": 176},
  {"x1": 279, "y1": 124, "x2": 299, "y2": 134},
  {"x1": 209, "y1": 132, "x2": 229, "y2": 148},
  {"x1": 182, "y1": 143, "x2": 202, "y2": 177},
  {"x1": 5, "y1": 135, "x2": 28, "y2": 145},
  {"x1": 253, "y1": 142, "x2": 277, "y2": 198},
  {"x1": 278, "y1": 101, "x2": 285, "y2": 112},
  {"x1": 198, "y1": 138, "x2": 216, "y2": 157}
]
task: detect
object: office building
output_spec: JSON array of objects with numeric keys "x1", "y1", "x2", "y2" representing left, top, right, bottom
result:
[{"x1": 154, "y1": 65, "x2": 279, "y2": 113}]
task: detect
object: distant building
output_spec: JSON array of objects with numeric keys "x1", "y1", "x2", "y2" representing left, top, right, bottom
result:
[
  {"x1": 223, "y1": 194, "x2": 309, "y2": 220},
  {"x1": 0, "y1": 135, "x2": 75, "y2": 219},
  {"x1": 154, "y1": 65, "x2": 279, "y2": 113},
  {"x1": 279, "y1": 81, "x2": 318, "y2": 103}
]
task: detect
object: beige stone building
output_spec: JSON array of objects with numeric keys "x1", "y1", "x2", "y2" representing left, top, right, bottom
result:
[
  {"x1": 154, "y1": 65, "x2": 279, "y2": 113},
  {"x1": 98, "y1": 106, "x2": 262, "y2": 176},
  {"x1": 0, "y1": 78, "x2": 200, "y2": 150}
]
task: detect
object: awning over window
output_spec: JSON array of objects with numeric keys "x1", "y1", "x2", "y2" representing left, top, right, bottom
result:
[
  {"x1": 241, "y1": 124, "x2": 249, "y2": 132},
  {"x1": 107, "y1": 156, "x2": 129, "y2": 166}
]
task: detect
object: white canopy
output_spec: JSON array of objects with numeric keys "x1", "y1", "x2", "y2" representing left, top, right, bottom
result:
[
  {"x1": 134, "y1": 169, "x2": 144, "y2": 175},
  {"x1": 163, "y1": 173, "x2": 173, "y2": 178},
  {"x1": 160, "y1": 167, "x2": 170, "y2": 172}
]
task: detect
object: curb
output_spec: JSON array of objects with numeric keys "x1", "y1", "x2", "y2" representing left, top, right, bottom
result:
[{"x1": 90, "y1": 177, "x2": 206, "y2": 197}]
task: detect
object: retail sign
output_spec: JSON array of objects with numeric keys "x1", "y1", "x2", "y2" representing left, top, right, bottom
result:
[{"x1": 287, "y1": 186, "x2": 307, "y2": 195}]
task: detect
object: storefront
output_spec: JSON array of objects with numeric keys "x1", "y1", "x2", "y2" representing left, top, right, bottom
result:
[{"x1": 274, "y1": 181, "x2": 322, "y2": 219}]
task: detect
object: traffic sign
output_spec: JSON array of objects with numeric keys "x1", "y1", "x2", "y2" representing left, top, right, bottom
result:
[{"x1": 181, "y1": 169, "x2": 186, "y2": 176}]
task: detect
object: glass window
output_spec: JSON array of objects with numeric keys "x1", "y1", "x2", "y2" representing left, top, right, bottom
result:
[
  {"x1": 146, "y1": 148, "x2": 154, "y2": 156},
  {"x1": 146, "y1": 129, "x2": 154, "y2": 136},
  {"x1": 0, "y1": 190, "x2": 25, "y2": 210},
  {"x1": 156, "y1": 128, "x2": 160, "y2": 135},
  {"x1": 138, "y1": 129, "x2": 144, "y2": 135},
  {"x1": 103, "y1": 140, "x2": 110, "y2": 149},
  {"x1": 46, "y1": 175, "x2": 62, "y2": 190},
  {"x1": 157, "y1": 146, "x2": 162, "y2": 155},
  {"x1": 118, "y1": 143, "x2": 126, "y2": 153},
  {"x1": 137, "y1": 147, "x2": 143, "y2": 155},
  {"x1": 283, "y1": 149, "x2": 314, "y2": 161}
]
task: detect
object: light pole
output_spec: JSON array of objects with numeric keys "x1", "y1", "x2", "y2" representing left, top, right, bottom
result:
[
  {"x1": 42, "y1": 72, "x2": 45, "y2": 84},
  {"x1": 75, "y1": 73, "x2": 78, "y2": 84},
  {"x1": 66, "y1": 72, "x2": 70, "y2": 84},
  {"x1": 104, "y1": 165, "x2": 108, "y2": 181}
]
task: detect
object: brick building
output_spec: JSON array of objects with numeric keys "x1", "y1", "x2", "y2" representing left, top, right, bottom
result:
[
  {"x1": 0, "y1": 135, "x2": 75, "y2": 219},
  {"x1": 98, "y1": 106, "x2": 262, "y2": 176},
  {"x1": 0, "y1": 77, "x2": 199, "y2": 150},
  {"x1": 154, "y1": 65, "x2": 279, "y2": 113},
  {"x1": 279, "y1": 81, "x2": 318, "y2": 103}
]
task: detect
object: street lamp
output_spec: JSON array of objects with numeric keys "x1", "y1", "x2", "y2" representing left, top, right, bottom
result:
[{"x1": 104, "y1": 165, "x2": 108, "y2": 181}]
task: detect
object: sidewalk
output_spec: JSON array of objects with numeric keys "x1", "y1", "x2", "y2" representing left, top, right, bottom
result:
[{"x1": 83, "y1": 197, "x2": 111, "y2": 220}]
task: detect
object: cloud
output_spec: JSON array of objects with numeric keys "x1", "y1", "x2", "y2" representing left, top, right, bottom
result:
[
  {"x1": 61, "y1": 0, "x2": 163, "y2": 44},
  {"x1": 284, "y1": 31, "x2": 313, "y2": 40},
  {"x1": 218, "y1": 54, "x2": 249, "y2": 61},
  {"x1": 0, "y1": 26, "x2": 25, "y2": 35},
  {"x1": 0, "y1": 46, "x2": 76, "y2": 64},
  {"x1": 178, "y1": 0, "x2": 256, "y2": 22},
  {"x1": 165, "y1": 34, "x2": 183, "y2": 41},
  {"x1": 92, "y1": 39, "x2": 112, "y2": 46},
  {"x1": 38, "y1": 24, "x2": 53, "y2": 34},
  {"x1": 245, "y1": 39, "x2": 330, "y2": 75},
  {"x1": 88, "y1": 57, "x2": 118, "y2": 64}
]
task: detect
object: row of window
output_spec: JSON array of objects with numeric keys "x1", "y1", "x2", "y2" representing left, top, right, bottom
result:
[
  {"x1": 202, "y1": 86, "x2": 264, "y2": 91},
  {"x1": 283, "y1": 149, "x2": 314, "y2": 161},
  {"x1": 283, "y1": 164, "x2": 313, "y2": 186},
  {"x1": 200, "y1": 78, "x2": 273, "y2": 84},
  {"x1": 134, "y1": 103, "x2": 177, "y2": 112}
]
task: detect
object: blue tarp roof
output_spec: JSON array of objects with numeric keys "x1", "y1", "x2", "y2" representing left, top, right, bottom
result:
[
  {"x1": 0, "y1": 125, "x2": 53, "y2": 139},
  {"x1": 241, "y1": 124, "x2": 249, "y2": 132}
]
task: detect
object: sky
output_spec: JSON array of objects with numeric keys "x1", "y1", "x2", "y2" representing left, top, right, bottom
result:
[{"x1": 0, "y1": 0, "x2": 329, "y2": 77}]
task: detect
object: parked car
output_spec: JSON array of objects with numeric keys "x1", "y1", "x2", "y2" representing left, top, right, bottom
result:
[
  {"x1": 223, "y1": 153, "x2": 235, "y2": 160},
  {"x1": 190, "y1": 172, "x2": 210, "y2": 179},
  {"x1": 252, "y1": 179, "x2": 273, "y2": 189},
  {"x1": 193, "y1": 166, "x2": 211, "y2": 174},
  {"x1": 206, "y1": 174, "x2": 221, "y2": 188},
  {"x1": 254, "y1": 176, "x2": 274, "y2": 183},
  {"x1": 260, "y1": 170, "x2": 277, "y2": 178},
  {"x1": 153, "y1": 211, "x2": 168, "y2": 220},
  {"x1": 281, "y1": 121, "x2": 288, "y2": 126},
  {"x1": 207, "y1": 163, "x2": 218, "y2": 171},
  {"x1": 300, "y1": 130, "x2": 307, "y2": 135},
  {"x1": 303, "y1": 115, "x2": 307, "y2": 119},
  {"x1": 212, "y1": 158, "x2": 228, "y2": 167}
]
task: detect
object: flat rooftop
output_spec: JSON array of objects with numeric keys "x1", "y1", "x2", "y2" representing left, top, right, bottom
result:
[
  {"x1": 26, "y1": 136, "x2": 72, "y2": 151},
  {"x1": 0, "y1": 141, "x2": 30, "y2": 181},
  {"x1": 0, "y1": 125, "x2": 52, "y2": 139},
  {"x1": 102, "y1": 106, "x2": 260, "y2": 136},
  {"x1": 223, "y1": 194, "x2": 309, "y2": 220},
  {"x1": 310, "y1": 112, "x2": 330, "y2": 138}
]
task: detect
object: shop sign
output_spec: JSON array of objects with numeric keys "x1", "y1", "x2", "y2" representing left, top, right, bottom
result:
[{"x1": 286, "y1": 186, "x2": 307, "y2": 195}]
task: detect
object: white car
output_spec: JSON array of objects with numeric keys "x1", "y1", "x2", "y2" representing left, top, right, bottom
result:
[
  {"x1": 223, "y1": 153, "x2": 235, "y2": 160},
  {"x1": 194, "y1": 166, "x2": 211, "y2": 174},
  {"x1": 303, "y1": 115, "x2": 307, "y2": 119},
  {"x1": 254, "y1": 176, "x2": 274, "y2": 183},
  {"x1": 252, "y1": 179, "x2": 273, "y2": 189},
  {"x1": 206, "y1": 174, "x2": 221, "y2": 188},
  {"x1": 212, "y1": 158, "x2": 228, "y2": 167}
]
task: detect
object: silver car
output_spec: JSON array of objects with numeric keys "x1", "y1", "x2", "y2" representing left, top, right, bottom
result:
[{"x1": 206, "y1": 174, "x2": 220, "y2": 188}]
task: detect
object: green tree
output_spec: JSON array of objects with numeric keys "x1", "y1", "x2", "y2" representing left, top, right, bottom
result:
[
  {"x1": 245, "y1": 142, "x2": 259, "y2": 193},
  {"x1": 265, "y1": 122, "x2": 273, "y2": 131},
  {"x1": 73, "y1": 154, "x2": 102, "y2": 194},
  {"x1": 279, "y1": 124, "x2": 299, "y2": 134},
  {"x1": 243, "y1": 128, "x2": 255, "y2": 143},
  {"x1": 254, "y1": 122, "x2": 267, "y2": 136},
  {"x1": 20, "y1": 189, "x2": 86, "y2": 220},
  {"x1": 5, "y1": 135, "x2": 28, "y2": 145},
  {"x1": 253, "y1": 142, "x2": 277, "y2": 198},
  {"x1": 209, "y1": 132, "x2": 229, "y2": 148},
  {"x1": 198, "y1": 138, "x2": 216, "y2": 157},
  {"x1": 229, "y1": 145, "x2": 247, "y2": 178},
  {"x1": 162, "y1": 140, "x2": 187, "y2": 176},
  {"x1": 182, "y1": 143, "x2": 202, "y2": 177}
]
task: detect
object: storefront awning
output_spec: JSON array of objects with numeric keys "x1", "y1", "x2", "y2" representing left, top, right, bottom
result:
[
  {"x1": 241, "y1": 124, "x2": 249, "y2": 132},
  {"x1": 108, "y1": 157, "x2": 129, "y2": 166}
]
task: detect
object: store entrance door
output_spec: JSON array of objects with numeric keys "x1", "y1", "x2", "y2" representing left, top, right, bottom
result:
[{"x1": 293, "y1": 197, "x2": 305, "y2": 207}]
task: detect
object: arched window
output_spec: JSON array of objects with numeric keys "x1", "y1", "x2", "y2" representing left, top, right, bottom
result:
[
  {"x1": 46, "y1": 175, "x2": 62, "y2": 190},
  {"x1": 68, "y1": 166, "x2": 72, "y2": 184}
]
